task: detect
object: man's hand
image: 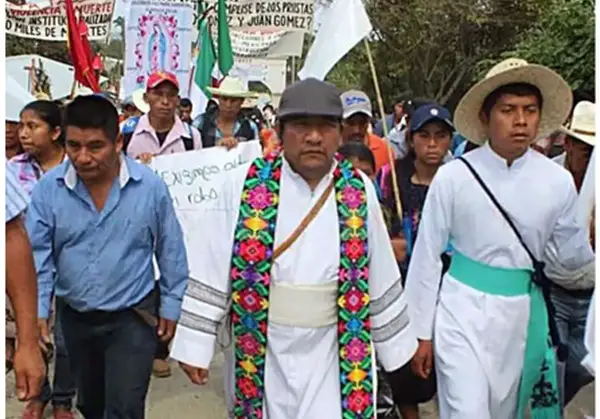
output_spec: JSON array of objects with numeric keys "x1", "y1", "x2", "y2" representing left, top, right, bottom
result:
[
  {"x1": 411, "y1": 339, "x2": 433, "y2": 379},
  {"x1": 391, "y1": 235, "x2": 408, "y2": 263},
  {"x1": 157, "y1": 318, "x2": 177, "y2": 342},
  {"x1": 13, "y1": 341, "x2": 45, "y2": 401},
  {"x1": 37, "y1": 319, "x2": 51, "y2": 354},
  {"x1": 179, "y1": 362, "x2": 209, "y2": 385},
  {"x1": 217, "y1": 137, "x2": 238, "y2": 150},
  {"x1": 136, "y1": 152, "x2": 154, "y2": 165}
]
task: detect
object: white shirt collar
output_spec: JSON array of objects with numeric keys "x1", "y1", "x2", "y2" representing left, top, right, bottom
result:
[{"x1": 64, "y1": 153, "x2": 132, "y2": 190}]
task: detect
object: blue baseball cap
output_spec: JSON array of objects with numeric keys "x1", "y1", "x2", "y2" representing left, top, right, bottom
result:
[{"x1": 410, "y1": 104, "x2": 454, "y2": 132}]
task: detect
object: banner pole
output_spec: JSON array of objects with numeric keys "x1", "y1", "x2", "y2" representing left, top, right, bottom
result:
[{"x1": 363, "y1": 38, "x2": 403, "y2": 219}]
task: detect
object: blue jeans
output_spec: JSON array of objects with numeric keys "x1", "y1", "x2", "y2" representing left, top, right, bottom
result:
[
  {"x1": 38, "y1": 299, "x2": 76, "y2": 408},
  {"x1": 550, "y1": 286, "x2": 594, "y2": 405},
  {"x1": 60, "y1": 302, "x2": 157, "y2": 419}
]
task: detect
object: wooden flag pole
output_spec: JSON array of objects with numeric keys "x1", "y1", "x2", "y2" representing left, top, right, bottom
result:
[{"x1": 363, "y1": 38, "x2": 403, "y2": 219}]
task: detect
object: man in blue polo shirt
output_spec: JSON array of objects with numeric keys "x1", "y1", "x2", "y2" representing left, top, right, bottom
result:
[{"x1": 26, "y1": 95, "x2": 189, "y2": 418}]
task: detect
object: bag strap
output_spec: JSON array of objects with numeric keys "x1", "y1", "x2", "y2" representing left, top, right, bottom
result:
[
  {"x1": 272, "y1": 180, "x2": 334, "y2": 261},
  {"x1": 458, "y1": 157, "x2": 537, "y2": 265}
]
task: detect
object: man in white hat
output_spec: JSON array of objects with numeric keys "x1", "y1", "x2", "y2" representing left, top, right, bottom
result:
[
  {"x1": 547, "y1": 100, "x2": 595, "y2": 406},
  {"x1": 405, "y1": 58, "x2": 595, "y2": 418},
  {"x1": 192, "y1": 76, "x2": 259, "y2": 149}
]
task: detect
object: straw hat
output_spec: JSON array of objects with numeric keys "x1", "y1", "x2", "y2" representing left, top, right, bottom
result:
[
  {"x1": 559, "y1": 101, "x2": 595, "y2": 146},
  {"x1": 131, "y1": 88, "x2": 150, "y2": 114},
  {"x1": 207, "y1": 77, "x2": 258, "y2": 99},
  {"x1": 454, "y1": 58, "x2": 573, "y2": 145}
]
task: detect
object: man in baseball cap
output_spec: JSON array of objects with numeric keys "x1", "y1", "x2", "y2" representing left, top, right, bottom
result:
[
  {"x1": 171, "y1": 78, "x2": 417, "y2": 419},
  {"x1": 125, "y1": 71, "x2": 202, "y2": 167},
  {"x1": 340, "y1": 89, "x2": 393, "y2": 172}
]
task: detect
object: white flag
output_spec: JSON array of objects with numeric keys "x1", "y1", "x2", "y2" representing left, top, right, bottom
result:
[
  {"x1": 298, "y1": 0, "x2": 372, "y2": 81},
  {"x1": 6, "y1": 75, "x2": 36, "y2": 122}
]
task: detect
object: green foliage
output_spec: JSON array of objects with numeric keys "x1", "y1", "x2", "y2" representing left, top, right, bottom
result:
[
  {"x1": 307, "y1": 0, "x2": 558, "y2": 111},
  {"x1": 6, "y1": 35, "x2": 70, "y2": 63},
  {"x1": 502, "y1": 0, "x2": 594, "y2": 94}
]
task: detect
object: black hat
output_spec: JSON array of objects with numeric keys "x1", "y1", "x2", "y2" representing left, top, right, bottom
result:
[{"x1": 278, "y1": 78, "x2": 343, "y2": 120}]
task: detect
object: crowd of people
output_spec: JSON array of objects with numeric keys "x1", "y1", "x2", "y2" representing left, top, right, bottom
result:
[{"x1": 4, "y1": 57, "x2": 595, "y2": 419}]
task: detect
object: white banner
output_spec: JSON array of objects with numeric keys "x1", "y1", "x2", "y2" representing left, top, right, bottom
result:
[
  {"x1": 123, "y1": 0, "x2": 194, "y2": 98},
  {"x1": 196, "y1": 0, "x2": 315, "y2": 32},
  {"x1": 6, "y1": 0, "x2": 115, "y2": 41},
  {"x1": 150, "y1": 142, "x2": 262, "y2": 278}
]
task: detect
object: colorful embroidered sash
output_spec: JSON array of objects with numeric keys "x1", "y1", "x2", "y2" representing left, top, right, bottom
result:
[{"x1": 229, "y1": 153, "x2": 373, "y2": 419}]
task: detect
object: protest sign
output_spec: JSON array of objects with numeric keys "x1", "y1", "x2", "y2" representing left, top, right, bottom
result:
[
  {"x1": 123, "y1": 0, "x2": 193, "y2": 98},
  {"x1": 6, "y1": 0, "x2": 115, "y2": 41},
  {"x1": 195, "y1": 0, "x2": 315, "y2": 32},
  {"x1": 150, "y1": 141, "x2": 262, "y2": 277}
]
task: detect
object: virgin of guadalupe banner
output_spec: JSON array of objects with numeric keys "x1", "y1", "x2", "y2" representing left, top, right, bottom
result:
[
  {"x1": 123, "y1": 0, "x2": 193, "y2": 98},
  {"x1": 6, "y1": 0, "x2": 115, "y2": 41}
]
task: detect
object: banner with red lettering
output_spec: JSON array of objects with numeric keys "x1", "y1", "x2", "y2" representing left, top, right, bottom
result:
[{"x1": 6, "y1": 0, "x2": 116, "y2": 41}]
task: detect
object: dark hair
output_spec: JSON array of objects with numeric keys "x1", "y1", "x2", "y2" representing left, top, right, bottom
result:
[
  {"x1": 481, "y1": 83, "x2": 543, "y2": 118},
  {"x1": 338, "y1": 141, "x2": 376, "y2": 172},
  {"x1": 21, "y1": 100, "x2": 65, "y2": 145},
  {"x1": 263, "y1": 104, "x2": 275, "y2": 113},
  {"x1": 64, "y1": 95, "x2": 119, "y2": 142},
  {"x1": 179, "y1": 98, "x2": 193, "y2": 108}
]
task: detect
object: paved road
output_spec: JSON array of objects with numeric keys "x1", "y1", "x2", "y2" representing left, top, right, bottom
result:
[{"x1": 5, "y1": 352, "x2": 595, "y2": 418}]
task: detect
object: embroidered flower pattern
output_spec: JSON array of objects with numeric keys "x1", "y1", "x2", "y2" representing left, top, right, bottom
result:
[{"x1": 230, "y1": 153, "x2": 372, "y2": 419}]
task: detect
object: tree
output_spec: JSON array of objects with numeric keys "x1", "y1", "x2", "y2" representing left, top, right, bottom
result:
[
  {"x1": 307, "y1": 0, "x2": 553, "y2": 111},
  {"x1": 6, "y1": 35, "x2": 70, "y2": 63},
  {"x1": 502, "y1": 0, "x2": 594, "y2": 97}
]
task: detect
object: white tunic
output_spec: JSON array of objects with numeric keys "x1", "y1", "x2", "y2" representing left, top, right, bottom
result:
[
  {"x1": 171, "y1": 156, "x2": 417, "y2": 418},
  {"x1": 405, "y1": 143, "x2": 595, "y2": 418}
]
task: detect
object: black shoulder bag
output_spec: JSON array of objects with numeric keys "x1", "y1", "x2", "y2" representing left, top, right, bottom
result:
[{"x1": 458, "y1": 157, "x2": 568, "y2": 361}]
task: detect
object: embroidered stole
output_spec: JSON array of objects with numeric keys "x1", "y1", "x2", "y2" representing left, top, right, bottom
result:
[{"x1": 229, "y1": 153, "x2": 373, "y2": 418}]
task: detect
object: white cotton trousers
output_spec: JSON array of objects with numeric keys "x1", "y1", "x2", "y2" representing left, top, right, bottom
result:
[{"x1": 433, "y1": 276, "x2": 530, "y2": 419}]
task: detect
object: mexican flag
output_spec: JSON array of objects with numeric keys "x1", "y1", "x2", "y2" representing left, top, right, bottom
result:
[{"x1": 189, "y1": 0, "x2": 233, "y2": 119}]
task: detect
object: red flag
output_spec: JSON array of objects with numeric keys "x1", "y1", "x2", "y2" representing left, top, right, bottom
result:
[{"x1": 65, "y1": 0, "x2": 100, "y2": 93}]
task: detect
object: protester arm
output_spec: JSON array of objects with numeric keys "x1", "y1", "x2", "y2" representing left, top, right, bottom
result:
[
  {"x1": 404, "y1": 167, "x2": 453, "y2": 340},
  {"x1": 543, "y1": 182, "x2": 595, "y2": 289},
  {"x1": 6, "y1": 216, "x2": 39, "y2": 344},
  {"x1": 24, "y1": 187, "x2": 55, "y2": 320},
  {"x1": 170, "y1": 173, "x2": 241, "y2": 369},
  {"x1": 362, "y1": 174, "x2": 417, "y2": 372},
  {"x1": 154, "y1": 178, "x2": 189, "y2": 321}
]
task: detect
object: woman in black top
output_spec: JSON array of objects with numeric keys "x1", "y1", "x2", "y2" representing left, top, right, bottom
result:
[{"x1": 376, "y1": 103, "x2": 454, "y2": 419}]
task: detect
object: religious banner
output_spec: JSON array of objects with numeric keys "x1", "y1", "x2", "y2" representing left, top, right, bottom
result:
[
  {"x1": 149, "y1": 141, "x2": 262, "y2": 277},
  {"x1": 197, "y1": 0, "x2": 315, "y2": 32},
  {"x1": 6, "y1": 0, "x2": 115, "y2": 41},
  {"x1": 123, "y1": 0, "x2": 193, "y2": 98}
]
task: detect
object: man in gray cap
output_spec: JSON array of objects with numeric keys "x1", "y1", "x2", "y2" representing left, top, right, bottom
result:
[
  {"x1": 170, "y1": 78, "x2": 417, "y2": 419},
  {"x1": 341, "y1": 89, "x2": 394, "y2": 172}
]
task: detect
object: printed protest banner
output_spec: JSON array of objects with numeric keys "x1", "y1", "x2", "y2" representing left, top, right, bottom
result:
[
  {"x1": 6, "y1": 0, "x2": 115, "y2": 41},
  {"x1": 149, "y1": 141, "x2": 262, "y2": 277},
  {"x1": 195, "y1": 0, "x2": 315, "y2": 33},
  {"x1": 123, "y1": 0, "x2": 193, "y2": 98}
]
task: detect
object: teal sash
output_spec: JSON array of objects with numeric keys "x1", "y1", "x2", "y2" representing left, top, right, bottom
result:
[{"x1": 448, "y1": 251, "x2": 561, "y2": 419}]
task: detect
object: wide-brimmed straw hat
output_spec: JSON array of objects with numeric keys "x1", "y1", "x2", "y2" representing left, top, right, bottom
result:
[
  {"x1": 207, "y1": 77, "x2": 258, "y2": 99},
  {"x1": 454, "y1": 58, "x2": 573, "y2": 145},
  {"x1": 559, "y1": 101, "x2": 595, "y2": 147}
]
